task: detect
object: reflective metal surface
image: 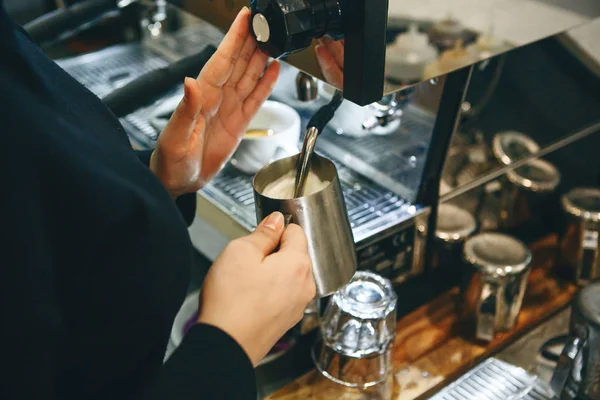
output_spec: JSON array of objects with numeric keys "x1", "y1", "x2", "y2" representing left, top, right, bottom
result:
[
  {"x1": 314, "y1": 271, "x2": 396, "y2": 387},
  {"x1": 463, "y1": 233, "x2": 533, "y2": 342},
  {"x1": 433, "y1": 203, "x2": 476, "y2": 270},
  {"x1": 183, "y1": 0, "x2": 600, "y2": 102},
  {"x1": 493, "y1": 131, "x2": 541, "y2": 166},
  {"x1": 442, "y1": 129, "x2": 563, "y2": 231},
  {"x1": 560, "y1": 187, "x2": 600, "y2": 286},
  {"x1": 294, "y1": 127, "x2": 320, "y2": 197},
  {"x1": 551, "y1": 282, "x2": 600, "y2": 400},
  {"x1": 295, "y1": 72, "x2": 319, "y2": 102},
  {"x1": 506, "y1": 159, "x2": 561, "y2": 193},
  {"x1": 481, "y1": 158, "x2": 562, "y2": 230},
  {"x1": 430, "y1": 358, "x2": 554, "y2": 400},
  {"x1": 496, "y1": 308, "x2": 570, "y2": 384},
  {"x1": 253, "y1": 154, "x2": 357, "y2": 298}
]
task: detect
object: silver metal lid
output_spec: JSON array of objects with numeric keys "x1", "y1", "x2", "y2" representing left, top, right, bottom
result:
[
  {"x1": 436, "y1": 203, "x2": 477, "y2": 243},
  {"x1": 492, "y1": 131, "x2": 540, "y2": 165},
  {"x1": 561, "y1": 187, "x2": 600, "y2": 222},
  {"x1": 506, "y1": 159, "x2": 561, "y2": 192},
  {"x1": 464, "y1": 233, "x2": 532, "y2": 276}
]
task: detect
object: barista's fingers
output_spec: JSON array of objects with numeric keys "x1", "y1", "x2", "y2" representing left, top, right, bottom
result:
[
  {"x1": 242, "y1": 60, "x2": 280, "y2": 117},
  {"x1": 198, "y1": 7, "x2": 250, "y2": 88},
  {"x1": 242, "y1": 212, "x2": 286, "y2": 256},
  {"x1": 272, "y1": 224, "x2": 315, "y2": 299},
  {"x1": 236, "y1": 49, "x2": 270, "y2": 100},
  {"x1": 160, "y1": 77, "x2": 204, "y2": 147},
  {"x1": 315, "y1": 45, "x2": 344, "y2": 88},
  {"x1": 320, "y1": 37, "x2": 344, "y2": 69},
  {"x1": 227, "y1": 34, "x2": 258, "y2": 87},
  {"x1": 277, "y1": 224, "x2": 309, "y2": 255}
]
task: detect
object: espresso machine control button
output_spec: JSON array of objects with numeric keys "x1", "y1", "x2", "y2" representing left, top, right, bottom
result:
[
  {"x1": 252, "y1": 13, "x2": 271, "y2": 43},
  {"x1": 250, "y1": 0, "x2": 343, "y2": 59}
]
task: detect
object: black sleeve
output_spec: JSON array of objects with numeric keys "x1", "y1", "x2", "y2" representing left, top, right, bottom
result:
[
  {"x1": 137, "y1": 325, "x2": 257, "y2": 400},
  {"x1": 1, "y1": 160, "x2": 62, "y2": 400},
  {"x1": 0, "y1": 162, "x2": 256, "y2": 400},
  {"x1": 134, "y1": 149, "x2": 197, "y2": 227}
]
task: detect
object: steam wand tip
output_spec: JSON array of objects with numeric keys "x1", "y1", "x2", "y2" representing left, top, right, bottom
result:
[{"x1": 294, "y1": 90, "x2": 344, "y2": 198}]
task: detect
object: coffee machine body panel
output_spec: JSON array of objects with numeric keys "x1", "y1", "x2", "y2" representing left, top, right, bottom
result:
[
  {"x1": 180, "y1": 0, "x2": 600, "y2": 105},
  {"x1": 355, "y1": 206, "x2": 429, "y2": 284}
]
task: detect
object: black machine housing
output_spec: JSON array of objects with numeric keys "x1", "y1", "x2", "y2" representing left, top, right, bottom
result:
[{"x1": 250, "y1": 0, "x2": 388, "y2": 105}]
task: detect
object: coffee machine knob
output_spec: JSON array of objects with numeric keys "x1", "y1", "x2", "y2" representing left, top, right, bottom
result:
[{"x1": 250, "y1": 0, "x2": 343, "y2": 59}]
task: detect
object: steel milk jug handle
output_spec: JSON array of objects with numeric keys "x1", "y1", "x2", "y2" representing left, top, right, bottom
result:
[
  {"x1": 476, "y1": 280, "x2": 500, "y2": 342},
  {"x1": 551, "y1": 327, "x2": 587, "y2": 396}
]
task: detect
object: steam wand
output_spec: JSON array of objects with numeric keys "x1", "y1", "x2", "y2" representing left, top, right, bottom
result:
[{"x1": 294, "y1": 90, "x2": 344, "y2": 197}]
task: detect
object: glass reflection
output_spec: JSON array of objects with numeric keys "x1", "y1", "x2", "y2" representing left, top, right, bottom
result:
[{"x1": 293, "y1": 0, "x2": 600, "y2": 91}]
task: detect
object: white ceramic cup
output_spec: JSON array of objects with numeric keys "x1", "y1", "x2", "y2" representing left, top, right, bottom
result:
[{"x1": 231, "y1": 100, "x2": 301, "y2": 175}]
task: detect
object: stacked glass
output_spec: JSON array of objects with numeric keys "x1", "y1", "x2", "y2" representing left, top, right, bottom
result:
[{"x1": 312, "y1": 271, "x2": 397, "y2": 388}]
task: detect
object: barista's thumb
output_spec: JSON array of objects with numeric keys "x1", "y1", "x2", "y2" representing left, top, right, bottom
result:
[{"x1": 245, "y1": 212, "x2": 285, "y2": 256}]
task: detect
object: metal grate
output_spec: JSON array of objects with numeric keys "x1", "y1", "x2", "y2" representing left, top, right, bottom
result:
[
  {"x1": 57, "y1": 44, "x2": 168, "y2": 98},
  {"x1": 57, "y1": 41, "x2": 183, "y2": 148},
  {"x1": 144, "y1": 23, "x2": 224, "y2": 60},
  {"x1": 201, "y1": 161, "x2": 415, "y2": 242},
  {"x1": 430, "y1": 358, "x2": 554, "y2": 400}
]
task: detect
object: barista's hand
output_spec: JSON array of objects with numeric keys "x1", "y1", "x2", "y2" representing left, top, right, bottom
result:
[
  {"x1": 315, "y1": 37, "x2": 344, "y2": 89},
  {"x1": 197, "y1": 212, "x2": 316, "y2": 366},
  {"x1": 150, "y1": 7, "x2": 280, "y2": 198}
]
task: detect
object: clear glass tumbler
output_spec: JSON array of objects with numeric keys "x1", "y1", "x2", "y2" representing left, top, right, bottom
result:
[{"x1": 312, "y1": 271, "x2": 397, "y2": 388}]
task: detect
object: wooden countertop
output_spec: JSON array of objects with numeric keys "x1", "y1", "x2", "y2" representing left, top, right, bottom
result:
[{"x1": 266, "y1": 234, "x2": 577, "y2": 400}]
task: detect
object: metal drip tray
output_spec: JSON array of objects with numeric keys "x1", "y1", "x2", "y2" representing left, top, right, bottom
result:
[
  {"x1": 431, "y1": 358, "x2": 554, "y2": 400},
  {"x1": 143, "y1": 24, "x2": 224, "y2": 60},
  {"x1": 119, "y1": 85, "x2": 183, "y2": 147},
  {"x1": 56, "y1": 44, "x2": 168, "y2": 99}
]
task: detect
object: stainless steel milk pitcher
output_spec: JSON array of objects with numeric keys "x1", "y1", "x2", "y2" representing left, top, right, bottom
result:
[{"x1": 253, "y1": 153, "x2": 357, "y2": 298}]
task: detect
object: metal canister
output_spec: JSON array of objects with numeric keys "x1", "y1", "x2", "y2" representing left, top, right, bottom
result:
[
  {"x1": 492, "y1": 131, "x2": 540, "y2": 166},
  {"x1": 559, "y1": 187, "x2": 600, "y2": 286},
  {"x1": 434, "y1": 203, "x2": 477, "y2": 269},
  {"x1": 481, "y1": 131, "x2": 560, "y2": 230},
  {"x1": 498, "y1": 158, "x2": 561, "y2": 229},
  {"x1": 463, "y1": 233, "x2": 532, "y2": 342}
]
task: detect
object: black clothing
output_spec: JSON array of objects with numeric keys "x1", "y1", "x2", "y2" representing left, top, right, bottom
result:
[{"x1": 0, "y1": 4, "x2": 255, "y2": 399}]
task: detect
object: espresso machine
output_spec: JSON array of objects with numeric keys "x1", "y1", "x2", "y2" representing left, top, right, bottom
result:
[
  {"x1": 176, "y1": 0, "x2": 600, "y2": 315},
  {"x1": 25, "y1": 0, "x2": 600, "y2": 396},
  {"x1": 40, "y1": 0, "x2": 599, "y2": 316}
]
